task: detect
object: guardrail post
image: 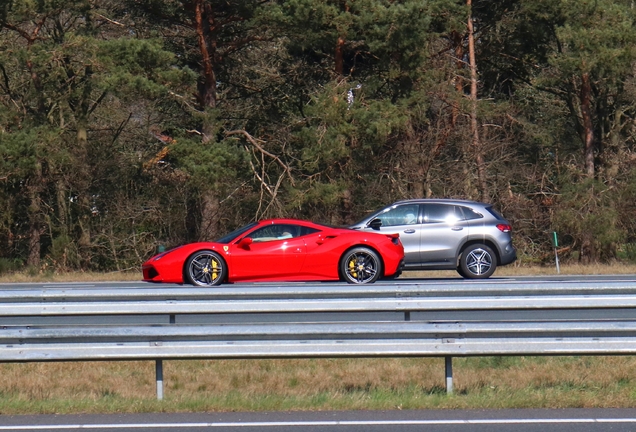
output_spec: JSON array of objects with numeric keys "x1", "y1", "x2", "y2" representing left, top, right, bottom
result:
[
  {"x1": 156, "y1": 359, "x2": 164, "y2": 400},
  {"x1": 445, "y1": 356, "x2": 453, "y2": 394}
]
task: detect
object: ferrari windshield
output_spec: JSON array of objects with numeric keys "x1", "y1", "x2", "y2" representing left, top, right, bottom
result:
[{"x1": 214, "y1": 222, "x2": 258, "y2": 244}]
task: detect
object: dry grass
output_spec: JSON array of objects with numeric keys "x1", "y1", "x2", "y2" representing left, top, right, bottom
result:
[
  {"x1": 2, "y1": 356, "x2": 636, "y2": 413},
  {"x1": 402, "y1": 262, "x2": 636, "y2": 279},
  {"x1": 1, "y1": 263, "x2": 636, "y2": 414},
  {"x1": 0, "y1": 271, "x2": 140, "y2": 283}
]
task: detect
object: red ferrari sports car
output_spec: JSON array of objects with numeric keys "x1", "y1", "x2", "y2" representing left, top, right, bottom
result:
[{"x1": 142, "y1": 218, "x2": 404, "y2": 286}]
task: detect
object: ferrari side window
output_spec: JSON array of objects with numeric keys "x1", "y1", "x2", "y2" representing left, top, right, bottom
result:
[
  {"x1": 299, "y1": 226, "x2": 320, "y2": 237},
  {"x1": 277, "y1": 224, "x2": 299, "y2": 239},
  {"x1": 251, "y1": 224, "x2": 303, "y2": 242}
]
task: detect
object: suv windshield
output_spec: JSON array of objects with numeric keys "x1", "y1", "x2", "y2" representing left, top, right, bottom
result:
[{"x1": 352, "y1": 210, "x2": 381, "y2": 227}]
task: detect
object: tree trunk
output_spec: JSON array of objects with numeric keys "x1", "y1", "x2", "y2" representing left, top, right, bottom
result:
[
  {"x1": 334, "y1": 2, "x2": 350, "y2": 76},
  {"x1": 579, "y1": 73, "x2": 597, "y2": 262},
  {"x1": 193, "y1": 0, "x2": 220, "y2": 239},
  {"x1": 76, "y1": 117, "x2": 92, "y2": 267},
  {"x1": 451, "y1": 30, "x2": 464, "y2": 124},
  {"x1": 194, "y1": 0, "x2": 218, "y2": 115},
  {"x1": 580, "y1": 73, "x2": 595, "y2": 178},
  {"x1": 341, "y1": 188, "x2": 353, "y2": 224},
  {"x1": 419, "y1": 32, "x2": 465, "y2": 197},
  {"x1": 57, "y1": 180, "x2": 68, "y2": 236},
  {"x1": 466, "y1": 0, "x2": 488, "y2": 202},
  {"x1": 27, "y1": 164, "x2": 43, "y2": 268},
  {"x1": 199, "y1": 192, "x2": 220, "y2": 241},
  {"x1": 335, "y1": 36, "x2": 345, "y2": 75}
]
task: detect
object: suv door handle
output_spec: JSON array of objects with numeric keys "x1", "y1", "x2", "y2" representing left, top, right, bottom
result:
[
  {"x1": 451, "y1": 226, "x2": 463, "y2": 231},
  {"x1": 403, "y1": 229, "x2": 416, "y2": 234}
]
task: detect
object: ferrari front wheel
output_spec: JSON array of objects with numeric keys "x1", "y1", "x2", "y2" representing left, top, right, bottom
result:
[
  {"x1": 340, "y1": 247, "x2": 382, "y2": 284},
  {"x1": 185, "y1": 250, "x2": 227, "y2": 286}
]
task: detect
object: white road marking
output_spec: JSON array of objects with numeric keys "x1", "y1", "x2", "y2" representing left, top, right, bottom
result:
[{"x1": 3, "y1": 418, "x2": 636, "y2": 429}]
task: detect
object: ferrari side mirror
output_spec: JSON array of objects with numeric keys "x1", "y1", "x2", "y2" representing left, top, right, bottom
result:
[{"x1": 238, "y1": 237, "x2": 253, "y2": 249}]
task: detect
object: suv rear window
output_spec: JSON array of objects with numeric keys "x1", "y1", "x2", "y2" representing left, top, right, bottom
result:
[
  {"x1": 485, "y1": 206, "x2": 505, "y2": 221},
  {"x1": 460, "y1": 206, "x2": 483, "y2": 220}
]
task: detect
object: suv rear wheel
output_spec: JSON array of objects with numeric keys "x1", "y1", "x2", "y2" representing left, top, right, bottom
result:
[{"x1": 459, "y1": 244, "x2": 496, "y2": 279}]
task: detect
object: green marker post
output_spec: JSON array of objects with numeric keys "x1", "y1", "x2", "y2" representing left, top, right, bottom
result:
[{"x1": 551, "y1": 232, "x2": 560, "y2": 274}]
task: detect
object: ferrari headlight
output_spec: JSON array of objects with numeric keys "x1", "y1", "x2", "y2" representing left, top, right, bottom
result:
[{"x1": 153, "y1": 245, "x2": 183, "y2": 261}]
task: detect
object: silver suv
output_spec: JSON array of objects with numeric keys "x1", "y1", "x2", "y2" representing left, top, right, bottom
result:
[{"x1": 349, "y1": 199, "x2": 516, "y2": 279}]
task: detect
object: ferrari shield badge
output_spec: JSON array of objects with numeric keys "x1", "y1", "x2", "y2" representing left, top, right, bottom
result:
[{"x1": 223, "y1": 246, "x2": 229, "y2": 252}]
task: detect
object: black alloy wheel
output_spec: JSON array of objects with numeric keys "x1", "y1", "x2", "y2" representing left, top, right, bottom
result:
[
  {"x1": 341, "y1": 247, "x2": 383, "y2": 284},
  {"x1": 185, "y1": 250, "x2": 227, "y2": 286}
]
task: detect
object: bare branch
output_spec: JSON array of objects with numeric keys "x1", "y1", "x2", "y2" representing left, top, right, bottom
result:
[
  {"x1": 94, "y1": 13, "x2": 125, "y2": 27},
  {"x1": 226, "y1": 129, "x2": 294, "y2": 186}
]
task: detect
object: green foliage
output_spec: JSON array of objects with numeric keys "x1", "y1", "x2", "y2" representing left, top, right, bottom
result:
[
  {"x1": 553, "y1": 178, "x2": 625, "y2": 262},
  {"x1": 0, "y1": 258, "x2": 21, "y2": 275},
  {"x1": 1, "y1": 0, "x2": 636, "y2": 270},
  {"x1": 617, "y1": 244, "x2": 636, "y2": 263},
  {"x1": 48, "y1": 234, "x2": 80, "y2": 270},
  {"x1": 285, "y1": 81, "x2": 409, "y2": 221},
  {"x1": 171, "y1": 136, "x2": 246, "y2": 189},
  {"x1": 99, "y1": 38, "x2": 195, "y2": 98},
  {"x1": 552, "y1": 0, "x2": 636, "y2": 78}
]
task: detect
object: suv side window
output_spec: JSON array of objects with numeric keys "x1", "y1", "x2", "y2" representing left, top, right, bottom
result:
[
  {"x1": 374, "y1": 204, "x2": 420, "y2": 227},
  {"x1": 459, "y1": 206, "x2": 483, "y2": 220},
  {"x1": 423, "y1": 204, "x2": 464, "y2": 223}
]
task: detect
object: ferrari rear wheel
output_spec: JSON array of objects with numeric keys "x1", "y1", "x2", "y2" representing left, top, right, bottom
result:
[
  {"x1": 340, "y1": 247, "x2": 382, "y2": 284},
  {"x1": 185, "y1": 250, "x2": 227, "y2": 286}
]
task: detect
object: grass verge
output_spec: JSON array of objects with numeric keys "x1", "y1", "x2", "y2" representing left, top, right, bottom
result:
[{"x1": 2, "y1": 356, "x2": 636, "y2": 414}]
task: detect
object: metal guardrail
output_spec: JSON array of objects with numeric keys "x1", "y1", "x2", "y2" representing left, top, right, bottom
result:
[
  {"x1": 2, "y1": 280, "x2": 636, "y2": 398},
  {"x1": 5, "y1": 321, "x2": 636, "y2": 359},
  {"x1": 4, "y1": 279, "x2": 636, "y2": 300}
]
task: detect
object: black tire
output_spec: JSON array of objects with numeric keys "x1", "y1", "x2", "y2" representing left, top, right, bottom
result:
[
  {"x1": 459, "y1": 244, "x2": 497, "y2": 279},
  {"x1": 185, "y1": 250, "x2": 227, "y2": 286},
  {"x1": 456, "y1": 266, "x2": 467, "y2": 278},
  {"x1": 340, "y1": 247, "x2": 383, "y2": 284}
]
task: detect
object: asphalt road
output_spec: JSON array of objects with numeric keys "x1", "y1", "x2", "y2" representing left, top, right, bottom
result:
[
  {"x1": 3, "y1": 409, "x2": 636, "y2": 431},
  {"x1": 4, "y1": 273, "x2": 636, "y2": 290}
]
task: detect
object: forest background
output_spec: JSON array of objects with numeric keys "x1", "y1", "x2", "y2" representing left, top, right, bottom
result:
[{"x1": 1, "y1": 0, "x2": 636, "y2": 274}]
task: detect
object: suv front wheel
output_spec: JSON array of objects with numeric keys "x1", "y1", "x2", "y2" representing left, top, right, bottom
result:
[{"x1": 459, "y1": 244, "x2": 496, "y2": 279}]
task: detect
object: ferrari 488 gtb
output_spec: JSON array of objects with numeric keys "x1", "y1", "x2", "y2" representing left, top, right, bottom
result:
[{"x1": 142, "y1": 219, "x2": 404, "y2": 286}]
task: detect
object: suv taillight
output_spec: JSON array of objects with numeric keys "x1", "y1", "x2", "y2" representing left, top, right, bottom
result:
[{"x1": 496, "y1": 224, "x2": 511, "y2": 233}]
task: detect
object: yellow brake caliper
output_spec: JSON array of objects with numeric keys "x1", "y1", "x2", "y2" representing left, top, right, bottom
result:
[
  {"x1": 349, "y1": 258, "x2": 357, "y2": 278},
  {"x1": 212, "y1": 259, "x2": 218, "y2": 280}
]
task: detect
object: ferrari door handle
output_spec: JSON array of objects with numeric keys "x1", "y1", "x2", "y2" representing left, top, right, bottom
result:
[
  {"x1": 451, "y1": 227, "x2": 463, "y2": 231},
  {"x1": 403, "y1": 229, "x2": 416, "y2": 234}
]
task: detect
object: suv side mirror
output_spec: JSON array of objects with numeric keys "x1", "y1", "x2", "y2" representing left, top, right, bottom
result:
[{"x1": 368, "y1": 218, "x2": 382, "y2": 230}]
